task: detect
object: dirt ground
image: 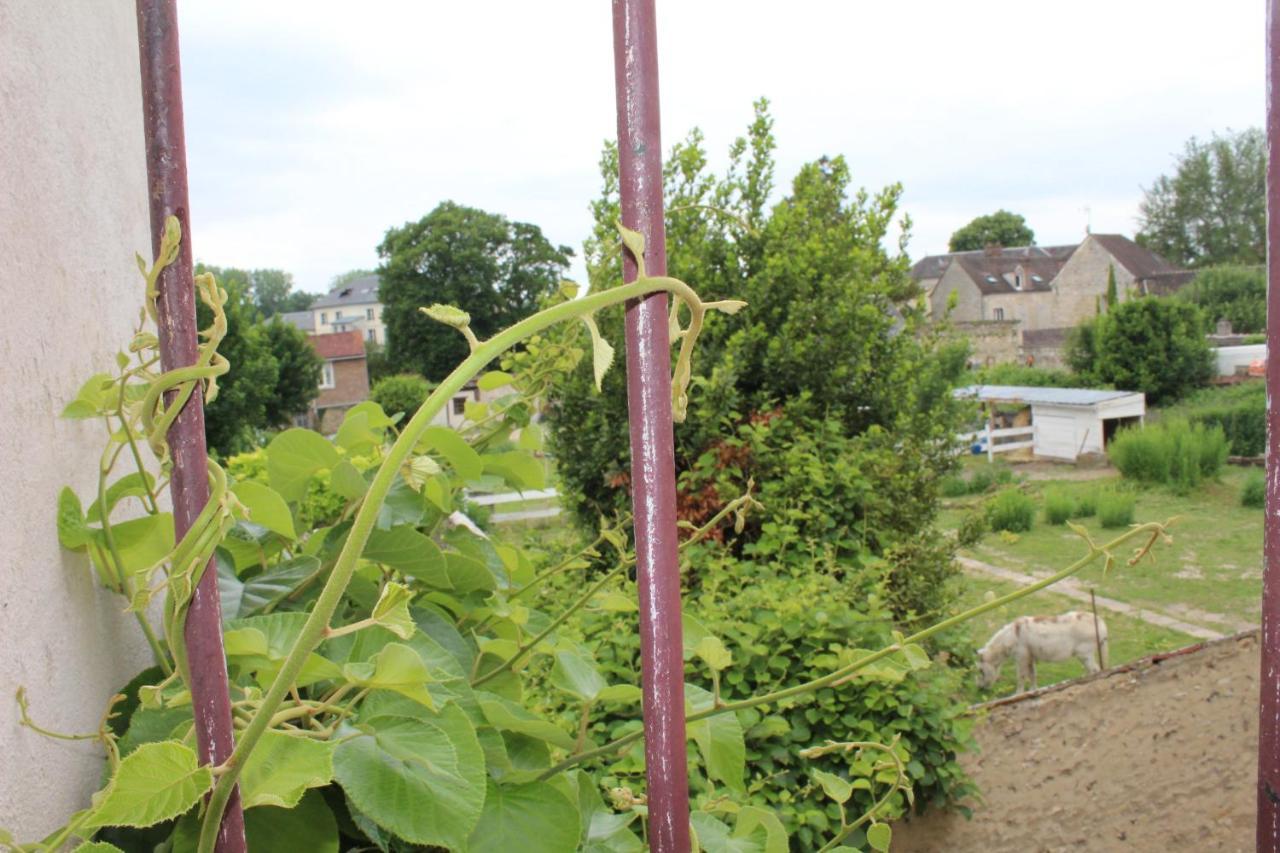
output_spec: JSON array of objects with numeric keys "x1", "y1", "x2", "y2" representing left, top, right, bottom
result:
[{"x1": 893, "y1": 631, "x2": 1259, "y2": 852}]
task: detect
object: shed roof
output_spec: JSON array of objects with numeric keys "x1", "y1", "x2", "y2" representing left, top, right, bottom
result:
[{"x1": 953, "y1": 384, "x2": 1142, "y2": 407}]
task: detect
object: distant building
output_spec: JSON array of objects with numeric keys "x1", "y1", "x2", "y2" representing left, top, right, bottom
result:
[
  {"x1": 914, "y1": 234, "x2": 1192, "y2": 366},
  {"x1": 306, "y1": 330, "x2": 370, "y2": 434},
  {"x1": 308, "y1": 274, "x2": 385, "y2": 346}
]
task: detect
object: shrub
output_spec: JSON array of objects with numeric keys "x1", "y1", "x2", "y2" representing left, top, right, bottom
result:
[
  {"x1": 370, "y1": 373, "x2": 433, "y2": 420},
  {"x1": 1163, "y1": 381, "x2": 1265, "y2": 456},
  {"x1": 1097, "y1": 490, "x2": 1136, "y2": 528},
  {"x1": 1178, "y1": 265, "x2": 1266, "y2": 334},
  {"x1": 969, "y1": 363, "x2": 1101, "y2": 389},
  {"x1": 987, "y1": 488, "x2": 1034, "y2": 533},
  {"x1": 1072, "y1": 489, "x2": 1098, "y2": 518},
  {"x1": 1043, "y1": 489, "x2": 1076, "y2": 525},
  {"x1": 966, "y1": 467, "x2": 994, "y2": 495},
  {"x1": 1109, "y1": 420, "x2": 1227, "y2": 490},
  {"x1": 940, "y1": 476, "x2": 970, "y2": 498},
  {"x1": 1068, "y1": 297, "x2": 1213, "y2": 404},
  {"x1": 1243, "y1": 471, "x2": 1266, "y2": 508},
  {"x1": 571, "y1": 552, "x2": 978, "y2": 848}
]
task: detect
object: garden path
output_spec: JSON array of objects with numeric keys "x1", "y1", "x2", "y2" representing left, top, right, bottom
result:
[{"x1": 956, "y1": 556, "x2": 1252, "y2": 640}]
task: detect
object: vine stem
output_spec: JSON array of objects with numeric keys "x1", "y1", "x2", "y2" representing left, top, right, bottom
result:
[
  {"x1": 196, "y1": 275, "x2": 707, "y2": 853},
  {"x1": 535, "y1": 521, "x2": 1169, "y2": 781}
]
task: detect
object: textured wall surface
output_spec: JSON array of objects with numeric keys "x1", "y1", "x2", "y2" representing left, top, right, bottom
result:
[
  {"x1": 0, "y1": 2, "x2": 156, "y2": 838},
  {"x1": 894, "y1": 632, "x2": 1258, "y2": 853}
]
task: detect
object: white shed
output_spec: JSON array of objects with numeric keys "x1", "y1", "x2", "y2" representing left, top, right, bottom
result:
[{"x1": 955, "y1": 385, "x2": 1146, "y2": 462}]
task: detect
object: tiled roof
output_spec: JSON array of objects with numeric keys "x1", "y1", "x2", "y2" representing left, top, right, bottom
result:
[
  {"x1": 309, "y1": 331, "x2": 365, "y2": 360},
  {"x1": 1137, "y1": 270, "x2": 1196, "y2": 296},
  {"x1": 1090, "y1": 234, "x2": 1179, "y2": 279},
  {"x1": 313, "y1": 274, "x2": 380, "y2": 309},
  {"x1": 912, "y1": 244, "x2": 1076, "y2": 294}
]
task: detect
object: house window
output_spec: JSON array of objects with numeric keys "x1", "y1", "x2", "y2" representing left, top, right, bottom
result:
[
  {"x1": 320, "y1": 312, "x2": 328, "y2": 324},
  {"x1": 320, "y1": 362, "x2": 335, "y2": 389},
  {"x1": 453, "y1": 397, "x2": 467, "y2": 415},
  {"x1": 993, "y1": 308, "x2": 1005, "y2": 321},
  {"x1": 366, "y1": 328, "x2": 376, "y2": 343},
  {"x1": 366, "y1": 308, "x2": 374, "y2": 320},
  {"x1": 1013, "y1": 274, "x2": 1022, "y2": 290}
]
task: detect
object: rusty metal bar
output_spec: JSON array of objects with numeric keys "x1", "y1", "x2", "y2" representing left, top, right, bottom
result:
[
  {"x1": 135, "y1": 3, "x2": 246, "y2": 850},
  {"x1": 611, "y1": 1, "x2": 691, "y2": 849},
  {"x1": 1262, "y1": 1, "x2": 1280, "y2": 847}
]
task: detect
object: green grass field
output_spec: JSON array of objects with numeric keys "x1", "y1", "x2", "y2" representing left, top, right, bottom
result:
[{"x1": 942, "y1": 458, "x2": 1262, "y2": 694}]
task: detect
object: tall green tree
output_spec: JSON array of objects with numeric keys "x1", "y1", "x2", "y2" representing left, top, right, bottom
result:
[
  {"x1": 377, "y1": 202, "x2": 572, "y2": 380},
  {"x1": 1137, "y1": 128, "x2": 1265, "y2": 268},
  {"x1": 1068, "y1": 297, "x2": 1212, "y2": 404},
  {"x1": 261, "y1": 318, "x2": 323, "y2": 425},
  {"x1": 1104, "y1": 264, "x2": 1118, "y2": 310},
  {"x1": 947, "y1": 210, "x2": 1035, "y2": 252},
  {"x1": 543, "y1": 100, "x2": 969, "y2": 617},
  {"x1": 1179, "y1": 265, "x2": 1266, "y2": 333},
  {"x1": 196, "y1": 264, "x2": 313, "y2": 317}
]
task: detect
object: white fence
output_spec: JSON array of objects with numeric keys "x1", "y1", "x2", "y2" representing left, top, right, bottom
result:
[
  {"x1": 957, "y1": 425, "x2": 1034, "y2": 460},
  {"x1": 468, "y1": 488, "x2": 562, "y2": 523}
]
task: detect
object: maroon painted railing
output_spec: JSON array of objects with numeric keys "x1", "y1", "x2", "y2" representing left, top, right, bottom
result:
[
  {"x1": 611, "y1": 1, "x2": 692, "y2": 849},
  {"x1": 135, "y1": 3, "x2": 246, "y2": 850},
  {"x1": 1262, "y1": 1, "x2": 1280, "y2": 847}
]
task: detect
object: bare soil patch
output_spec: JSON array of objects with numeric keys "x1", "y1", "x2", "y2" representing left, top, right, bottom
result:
[{"x1": 894, "y1": 632, "x2": 1259, "y2": 852}]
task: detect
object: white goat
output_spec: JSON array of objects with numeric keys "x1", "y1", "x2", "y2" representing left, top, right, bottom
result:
[{"x1": 976, "y1": 611, "x2": 1108, "y2": 694}]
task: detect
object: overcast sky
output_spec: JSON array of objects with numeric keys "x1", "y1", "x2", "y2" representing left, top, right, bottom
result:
[{"x1": 178, "y1": 1, "x2": 1264, "y2": 295}]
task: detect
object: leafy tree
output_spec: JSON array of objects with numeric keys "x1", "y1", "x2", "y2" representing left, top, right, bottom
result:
[
  {"x1": 370, "y1": 373, "x2": 433, "y2": 421},
  {"x1": 1105, "y1": 264, "x2": 1118, "y2": 311},
  {"x1": 377, "y1": 203, "x2": 572, "y2": 380},
  {"x1": 947, "y1": 210, "x2": 1035, "y2": 252},
  {"x1": 543, "y1": 100, "x2": 970, "y2": 618},
  {"x1": 261, "y1": 318, "x2": 323, "y2": 425},
  {"x1": 1136, "y1": 128, "x2": 1265, "y2": 268},
  {"x1": 364, "y1": 340, "x2": 395, "y2": 384},
  {"x1": 1178, "y1": 265, "x2": 1266, "y2": 333},
  {"x1": 196, "y1": 264, "x2": 313, "y2": 318},
  {"x1": 1068, "y1": 297, "x2": 1212, "y2": 404}
]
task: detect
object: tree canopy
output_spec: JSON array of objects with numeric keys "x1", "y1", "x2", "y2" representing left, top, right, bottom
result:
[
  {"x1": 1178, "y1": 265, "x2": 1266, "y2": 334},
  {"x1": 195, "y1": 264, "x2": 314, "y2": 317},
  {"x1": 1137, "y1": 128, "x2": 1265, "y2": 268},
  {"x1": 542, "y1": 99, "x2": 969, "y2": 618},
  {"x1": 947, "y1": 210, "x2": 1035, "y2": 252},
  {"x1": 1067, "y1": 297, "x2": 1212, "y2": 404},
  {"x1": 377, "y1": 202, "x2": 572, "y2": 381}
]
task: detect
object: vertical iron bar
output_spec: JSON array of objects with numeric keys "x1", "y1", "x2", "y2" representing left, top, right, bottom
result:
[
  {"x1": 135, "y1": 3, "x2": 246, "y2": 850},
  {"x1": 1263, "y1": 1, "x2": 1280, "y2": 847},
  {"x1": 611, "y1": 2, "x2": 691, "y2": 850}
]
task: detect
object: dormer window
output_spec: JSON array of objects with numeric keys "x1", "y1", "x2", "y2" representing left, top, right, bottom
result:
[{"x1": 1014, "y1": 274, "x2": 1022, "y2": 290}]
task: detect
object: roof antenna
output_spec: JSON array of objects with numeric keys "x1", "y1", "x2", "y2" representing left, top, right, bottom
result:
[{"x1": 1082, "y1": 204, "x2": 1092, "y2": 235}]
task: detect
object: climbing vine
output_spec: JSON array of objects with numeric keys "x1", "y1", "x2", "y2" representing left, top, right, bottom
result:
[{"x1": 6, "y1": 220, "x2": 1172, "y2": 852}]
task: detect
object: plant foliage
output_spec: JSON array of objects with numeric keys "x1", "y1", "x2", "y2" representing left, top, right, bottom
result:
[{"x1": 947, "y1": 210, "x2": 1034, "y2": 252}]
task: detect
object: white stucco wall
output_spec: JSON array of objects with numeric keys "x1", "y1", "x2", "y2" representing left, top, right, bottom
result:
[{"x1": 0, "y1": 2, "x2": 156, "y2": 838}]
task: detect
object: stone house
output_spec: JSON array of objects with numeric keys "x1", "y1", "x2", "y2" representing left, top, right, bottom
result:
[
  {"x1": 914, "y1": 234, "x2": 1192, "y2": 365},
  {"x1": 309, "y1": 274, "x2": 386, "y2": 346},
  {"x1": 308, "y1": 330, "x2": 371, "y2": 433}
]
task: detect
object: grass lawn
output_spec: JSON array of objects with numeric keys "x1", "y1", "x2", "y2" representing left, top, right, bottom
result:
[
  {"x1": 954, "y1": 575, "x2": 1197, "y2": 699},
  {"x1": 941, "y1": 461, "x2": 1263, "y2": 632}
]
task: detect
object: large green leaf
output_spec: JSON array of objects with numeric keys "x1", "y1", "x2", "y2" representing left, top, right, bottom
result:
[
  {"x1": 550, "y1": 652, "x2": 608, "y2": 702},
  {"x1": 336, "y1": 410, "x2": 383, "y2": 454},
  {"x1": 244, "y1": 790, "x2": 338, "y2": 852},
  {"x1": 371, "y1": 581, "x2": 416, "y2": 639},
  {"x1": 266, "y1": 429, "x2": 341, "y2": 502},
  {"x1": 224, "y1": 612, "x2": 343, "y2": 688},
  {"x1": 118, "y1": 706, "x2": 192, "y2": 757},
  {"x1": 329, "y1": 459, "x2": 369, "y2": 500},
  {"x1": 61, "y1": 372, "x2": 114, "y2": 419},
  {"x1": 333, "y1": 706, "x2": 486, "y2": 849},
  {"x1": 476, "y1": 693, "x2": 576, "y2": 751},
  {"x1": 375, "y1": 476, "x2": 426, "y2": 529},
  {"x1": 238, "y1": 556, "x2": 323, "y2": 617},
  {"x1": 231, "y1": 480, "x2": 296, "y2": 540},
  {"x1": 239, "y1": 730, "x2": 335, "y2": 809},
  {"x1": 481, "y1": 451, "x2": 546, "y2": 491},
  {"x1": 420, "y1": 426, "x2": 483, "y2": 481},
  {"x1": 343, "y1": 643, "x2": 437, "y2": 710},
  {"x1": 690, "y1": 812, "x2": 759, "y2": 853},
  {"x1": 86, "y1": 472, "x2": 156, "y2": 524},
  {"x1": 686, "y1": 683, "x2": 745, "y2": 792},
  {"x1": 467, "y1": 780, "x2": 580, "y2": 852},
  {"x1": 363, "y1": 526, "x2": 449, "y2": 588},
  {"x1": 85, "y1": 742, "x2": 211, "y2": 829},
  {"x1": 445, "y1": 552, "x2": 497, "y2": 593},
  {"x1": 100, "y1": 513, "x2": 175, "y2": 577},
  {"x1": 72, "y1": 843, "x2": 124, "y2": 853}
]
